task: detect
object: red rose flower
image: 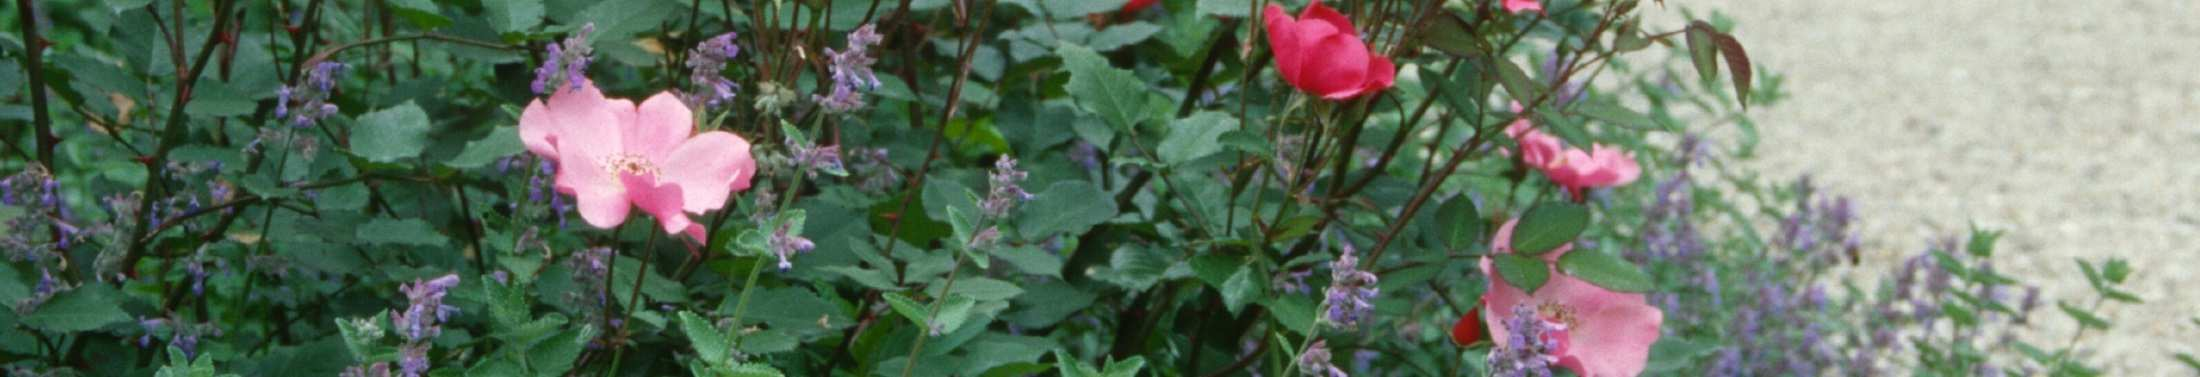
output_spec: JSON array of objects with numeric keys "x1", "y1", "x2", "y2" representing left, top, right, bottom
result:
[{"x1": 1262, "y1": 2, "x2": 1396, "y2": 100}]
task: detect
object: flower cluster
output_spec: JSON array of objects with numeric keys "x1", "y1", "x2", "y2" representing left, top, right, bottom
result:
[
  {"x1": 816, "y1": 24, "x2": 883, "y2": 113},
  {"x1": 1487, "y1": 305, "x2": 1561, "y2": 377},
  {"x1": 389, "y1": 274, "x2": 459, "y2": 377},
  {"x1": 276, "y1": 61, "x2": 347, "y2": 127},
  {"x1": 978, "y1": 157, "x2": 1030, "y2": 220},
  {"x1": 566, "y1": 246, "x2": 614, "y2": 309},
  {"x1": 1298, "y1": 340, "x2": 1347, "y2": 377},
  {"x1": 767, "y1": 219, "x2": 814, "y2": 270},
  {"x1": 684, "y1": 32, "x2": 742, "y2": 109},
  {"x1": 1, "y1": 167, "x2": 76, "y2": 256},
  {"x1": 785, "y1": 136, "x2": 844, "y2": 178},
  {"x1": 532, "y1": 24, "x2": 595, "y2": 96},
  {"x1": 1322, "y1": 243, "x2": 1379, "y2": 329}
]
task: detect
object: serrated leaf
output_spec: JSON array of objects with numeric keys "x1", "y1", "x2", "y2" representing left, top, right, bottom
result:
[
  {"x1": 1436, "y1": 196, "x2": 1483, "y2": 251},
  {"x1": 946, "y1": 277, "x2": 1026, "y2": 301},
  {"x1": 355, "y1": 218, "x2": 449, "y2": 247},
  {"x1": 678, "y1": 311, "x2": 732, "y2": 366},
  {"x1": 1511, "y1": 202, "x2": 1588, "y2": 255},
  {"x1": 1492, "y1": 253, "x2": 1549, "y2": 293},
  {"x1": 350, "y1": 101, "x2": 432, "y2": 162},
  {"x1": 1158, "y1": 111, "x2": 1240, "y2": 165},
  {"x1": 444, "y1": 127, "x2": 525, "y2": 169},
  {"x1": 1059, "y1": 43, "x2": 1151, "y2": 130},
  {"x1": 21, "y1": 285, "x2": 130, "y2": 333},
  {"x1": 1558, "y1": 249, "x2": 1652, "y2": 292},
  {"x1": 486, "y1": 0, "x2": 546, "y2": 34},
  {"x1": 1043, "y1": 0, "x2": 1130, "y2": 18},
  {"x1": 1016, "y1": 181, "x2": 1118, "y2": 237}
]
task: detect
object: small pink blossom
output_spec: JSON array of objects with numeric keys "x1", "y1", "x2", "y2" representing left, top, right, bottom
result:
[
  {"x1": 519, "y1": 82, "x2": 757, "y2": 243},
  {"x1": 1480, "y1": 220, "x2": 1663, "y2": 377},
  {"x1": 1503, "y1": 0, "x2": 1543, "y2": 13},
  {"x1": 1502, "y1": 115, "x2": 1641, "y2": 197}
]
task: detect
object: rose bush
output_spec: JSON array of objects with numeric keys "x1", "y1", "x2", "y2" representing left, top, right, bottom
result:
[{"x1": 0, "y1": 0, "x2": 2165, "y2": 376}]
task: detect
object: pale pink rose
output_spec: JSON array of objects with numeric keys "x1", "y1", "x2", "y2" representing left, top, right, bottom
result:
[
  {"x1": 1504, "y1": 118, "x2": 1566, "y2": 169},
  {"x1": 519, "y1": 81, "x2": 757, "y2": 243},
  {"x1": 1540, "y1": 144, "x2": 1641, "y2": 196},
  {"x1": 1480, "y1": 220, "x2": 1663, "y2": 377},
  {"x1": 1503, "y1": 0, "x2": 1543, "y2": 13}
]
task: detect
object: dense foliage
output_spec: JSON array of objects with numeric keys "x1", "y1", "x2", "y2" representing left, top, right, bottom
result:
[{"x1": 0, "y1": 0, "x2": 2167, "y2": 376}]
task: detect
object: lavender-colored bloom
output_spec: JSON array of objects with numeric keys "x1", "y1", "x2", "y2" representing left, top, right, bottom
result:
[
  {"x1": 683, "y1": 32, "x2": 742, "y2": 109},
  {"x1": 277, "y1": 62, "x2": 349, "y2": 128},
  {"x1": 979, "y1": 157, "x2": 1031, "y2": 219},
  {"x1": 171, "y1": 332, "x2": 201, "y2": 360},
  {"x1": 1487, "y1": 305, "x2": 1558, "y2": 377},
  {"x1": 785, "y1": 137, "x2": 845, "y2": 178},
  {"x1": 567, "y1": 247, "x2": 614, "y2": 308},
  {"x1": 532, "y1": 24, "x2": 596, "y2": 96},
  {"x1": 342, "y1": 363, "x2": 393, "y2": 377},
  {"x1": 398, "y1": 343, "x2": 432, "y2": 377},
  {"x1": 815, "y1": 24, "x2": 884, "y2": 113},
  {"x1": 851, "y1": 148, "x2": 901, "y2": 192},
  {"x1": 392, "y1": 274, "x2": 461, "y2": 342},
  {"x1": 767, "y1": 219, "x2": 815, "y2": 270},
  {"x1": 1322, "y1": 244, "x2": 1378, "y2": 329},
  {"x1": 964, "y1": 226, "x2": 1002, "y2": 251},
  {"x1": 1298, "y1": 340, "x2": 1348, "y2": 377}
]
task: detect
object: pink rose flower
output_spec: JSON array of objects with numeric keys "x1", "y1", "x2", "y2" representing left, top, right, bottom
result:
[
  {"x1": 1262, "y1": 2, "x2": 1397, "y2": 100},
  {"x1": 1480, "y1": 220, "x2": 1663, "y2": 377},
  {"x1": 1504, "y1": 0, "x2": 1543, "y2": 13},
  {"x1": 519, "y1": 81, "x2": 757, "y2": 243},
  {"x1": 1501, "y1": 115, "x2": 1641, "y2": 198}
]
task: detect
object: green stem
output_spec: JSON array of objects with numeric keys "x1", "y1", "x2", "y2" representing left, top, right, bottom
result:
[{"x1": 899, "y1": 247, "x2": 971, "y2": 377}]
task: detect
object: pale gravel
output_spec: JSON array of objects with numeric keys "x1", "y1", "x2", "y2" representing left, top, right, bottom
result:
[{"x1": 1648, "y1": 0, "x2": 2200, "y2": 374}]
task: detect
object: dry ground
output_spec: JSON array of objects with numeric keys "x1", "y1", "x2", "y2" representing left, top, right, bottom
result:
[{"x1": 1663, "y1": 0, "x2": 2200, "y2": 374}]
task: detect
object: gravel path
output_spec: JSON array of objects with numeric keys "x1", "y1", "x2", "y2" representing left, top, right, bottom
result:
[{"x1": 1669, "y1": 0, "x2": 2200, "y2": 373}]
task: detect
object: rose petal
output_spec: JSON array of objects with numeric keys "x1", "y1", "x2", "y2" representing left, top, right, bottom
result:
[
  {"x1": 621, "y1": 172, "x2": 692, "y2": 236},
  {"x1": 657, "y1": 131, "x2": 755, "y2": 213},
  {"x1": 624, "y1": 92, "x2": 696, "y2": 162},
  {"x1": 1264, "y1": 4, "x2": 1308, "y2": 89}
]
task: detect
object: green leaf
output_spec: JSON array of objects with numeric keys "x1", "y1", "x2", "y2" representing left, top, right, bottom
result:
[
  {"x1": 678, "y1": 311, "x2": 732, "y2": 366},
  {"x1": 1158, "y1": 111, "x2": 1240, "y2": 165},
  {"x1": 1196, "y1": 0, "x2": 1252, "y2": 18},
  {"x1": 2101, "y1": 258, "x2": 2132, "y2": 284},
  {"x1": 2057, "y1": 301, "x2": 2111, "y2": 330},
  {"x1": 183, "y1": 81, "x2": 254, "y2": 118},
  {"x1": 882, "y1": 292, "x2": 930, "y2": 328},
  {"x1": 1421, "y1": 12, "x2": 1479, "y2": 57},
  {"x1": 1435, "y1": 196, "x2": 1482, "y2": 251},
  {"x1": 1644, "y1": 337, "x2": 1721, "y2": 373},
  {"x1": 1016, "y1": 181, "x2": 1119, "y2": 237},
  {"x1": 1219, "y1": 267, "x2": 1261, "y2": 314},
  {"x1": 350, "y1": 101, "x2": 432, "y2": 163},
  {"x1": 1510, "y1": 202, "x2": 1588, "y2": 255},
  {"x1": 1043, "y1": 0, "x2": 1130, "y2": 18},
  {"x1": 1058, "y1": 43, "x2": 1151, "y2": 130},
  {"x1": 1262, "y1": 294, "x2": 1317, "y2": 336},
  {"x1": 355, "y1": 218, "x2": 450, "y2": 248},
  {"x1": 443, "y1": 127, "x2": 526, "y2": 169},
  {"x1": 1491, "y1": 253, "x2": 1549, "y2": 293},
  {"x1": 1684, "y1": 21, "x2": 1721, "y2": 83},
  {"x1": 946, "y1": 277, "x2": 1026, "y2": 301},
  {"x1": 2174, "y1": 353, "x2": 2200, "y2": 372},
  {"x1": 1557, "y1": 249, "x2": 1651, "y2": 292},
  {"x1": 21, "y1": 285, "x2": 130, "y2": 333},
  {"x1": 1086, "y1": 22, "x2": 1162, "y2": 52},
  {"x1": 386, "y1": 0, "x2": 452, "y2": 29},
  {"x1": 487, "y1": 0, "x2": 546, "y2": 34},
  {"x1": 1495, "y1": 58, "x2": 1545, "y2": 103}
]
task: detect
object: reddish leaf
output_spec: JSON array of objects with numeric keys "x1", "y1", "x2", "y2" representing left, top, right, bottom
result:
[{"x1": 1711, "y1": 32, "x2": 1753, "y2": 108}]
